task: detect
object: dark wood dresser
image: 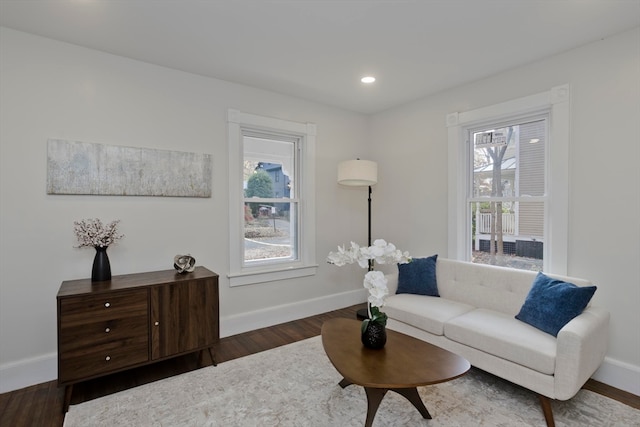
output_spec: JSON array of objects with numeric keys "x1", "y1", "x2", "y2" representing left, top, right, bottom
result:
[{"x1": 56, "y1": 266, "x2": 219, "y2": 412}]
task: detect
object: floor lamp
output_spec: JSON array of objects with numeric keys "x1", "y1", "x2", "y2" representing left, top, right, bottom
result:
[{"x1": 337, "y1": 159, "x2": 378, "y2": 319}]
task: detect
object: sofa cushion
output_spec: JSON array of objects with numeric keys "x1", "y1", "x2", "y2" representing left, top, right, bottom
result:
[
  {"x1": 445, "y1": 308, "x2": 557, "y2": 375},
  {"x1": 515, "y1": 272, "x2": 597, "y2": 336},
  {"x1": 384, "y1": 293, "x2": 474, "y2": 336},
  {"x1": 397, "y1": 254, "x2": 439, "y2": 296},
  {"x1": 435, "y1": 259, "x2": 539, "y2": 316}
]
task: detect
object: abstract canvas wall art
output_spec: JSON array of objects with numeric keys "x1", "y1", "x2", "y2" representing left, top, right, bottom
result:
[{"x1": 47, "y1": 139, "x2": 212, "y2": 197}]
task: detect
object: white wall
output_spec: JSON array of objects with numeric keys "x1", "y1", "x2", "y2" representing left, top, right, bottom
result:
[
  {"x1": 2, "y1": 25, "x2": 638, "y2": 395},
  {"x1": 0, "y1": 28, "x2": 371, "y2": 392},
  {"x1": 369, "y1": 27, "x2": 640, "y2": 395}
]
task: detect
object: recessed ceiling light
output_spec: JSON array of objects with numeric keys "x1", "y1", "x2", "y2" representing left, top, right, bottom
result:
[{"x1": 361, "y1": 76, "x2": 376, "y2": 84}]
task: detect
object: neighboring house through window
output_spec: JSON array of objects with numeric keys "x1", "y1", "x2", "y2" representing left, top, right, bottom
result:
[
  {"x1": 469, "y1": 117, "x2": 546, "y2": 270},
  {"x1": 446, "y1": 85, "x2": 570, "y2": 274},
  {"x1": 228, "y1": 109, "x2": 317, "y2": 286}
]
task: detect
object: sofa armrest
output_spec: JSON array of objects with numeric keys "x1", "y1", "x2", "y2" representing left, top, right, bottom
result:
[
  {"x1": 554, "y1": 305, "x2": 609, "y2": 400},
  {"x1": 385, "y1": 272, "x2": 399, "y2": 295}
]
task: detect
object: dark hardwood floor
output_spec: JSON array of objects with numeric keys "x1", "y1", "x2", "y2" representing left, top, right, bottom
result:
[{"x1": 1, "y1": 303, "x2": 638, "y2": 427}]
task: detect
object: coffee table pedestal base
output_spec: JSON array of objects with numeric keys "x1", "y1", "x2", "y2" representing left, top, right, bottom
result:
[{"x1": 339, "y1": 378, "x2": 432, "y2": 427}]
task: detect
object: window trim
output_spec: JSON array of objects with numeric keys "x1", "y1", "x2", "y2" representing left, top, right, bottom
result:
[
  {"x1": 446, "y1": 85, "x2": 570, "y2": 274},
  {"x1": 227, "y1": 109, "x2": 317, "y2": 286}
]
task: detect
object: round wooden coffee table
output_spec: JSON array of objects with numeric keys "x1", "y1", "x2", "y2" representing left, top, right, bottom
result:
[{"x1": 321, "y1": 318, "x2": 470, "y2": 427}]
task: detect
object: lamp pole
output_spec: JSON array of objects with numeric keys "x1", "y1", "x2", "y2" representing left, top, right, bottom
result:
[
  {"x1": 368, "y1": 185, "x2": 373, "y2": 272},
  {"x1": 337, "y1": 159, "x2": 378, "y2": 319}
]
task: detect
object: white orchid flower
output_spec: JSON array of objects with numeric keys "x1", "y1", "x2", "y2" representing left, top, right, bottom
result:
[
  {"x1": 364, "y1": 271, "x2": 389, "y2": 308},
  {"x1": 327, "y1": 239, "x2": 411, "y2": 311}
]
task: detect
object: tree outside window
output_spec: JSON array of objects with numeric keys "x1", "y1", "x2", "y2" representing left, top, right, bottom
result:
[{"x1": 470, "y1": 119, "x2": 546, "y2": 271}]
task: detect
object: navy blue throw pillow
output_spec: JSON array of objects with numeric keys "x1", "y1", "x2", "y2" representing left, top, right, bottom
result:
[
  {"x1": 515, "y1": 272, "x2": 596, "y2": 337},
  {"x1": 396, "y1": 255, "x2": 439, "y2": 297}
]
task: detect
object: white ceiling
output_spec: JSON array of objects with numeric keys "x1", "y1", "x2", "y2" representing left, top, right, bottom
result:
[{"x1": 1, "y1": 1, "x2": 639, "y2": 114}]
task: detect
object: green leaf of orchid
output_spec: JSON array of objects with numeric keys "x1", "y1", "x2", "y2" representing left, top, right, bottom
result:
[{"x1": 361, "y1": 319, "x2": 370, "y2": 334}]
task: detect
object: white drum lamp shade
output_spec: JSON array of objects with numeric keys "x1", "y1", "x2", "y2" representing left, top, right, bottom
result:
[{"x1": 337, "y1": 160, "x2": 378, "y2": 186}]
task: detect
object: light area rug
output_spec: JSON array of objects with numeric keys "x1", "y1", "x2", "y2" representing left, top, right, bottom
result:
[{"x1": 64, "y1": 336, "x2": 639, "y2": 427}]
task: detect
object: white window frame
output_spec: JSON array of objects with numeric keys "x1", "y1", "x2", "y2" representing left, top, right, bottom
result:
[
  {"x1": 227, "y1": 109, "x2": 317, "y2": 286},
  {"x1": 446, "y1": 85, "x2": 570, "y2": 274}
]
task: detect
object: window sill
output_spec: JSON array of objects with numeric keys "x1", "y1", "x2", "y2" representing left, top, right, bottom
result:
[{"x1": 227, "y1": 264, "x2": 318, "y2": 287}]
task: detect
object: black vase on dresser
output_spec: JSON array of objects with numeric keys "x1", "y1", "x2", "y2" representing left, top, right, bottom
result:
[{"x1": 91, "y1": 246, "x2": 111, "y2": 282}]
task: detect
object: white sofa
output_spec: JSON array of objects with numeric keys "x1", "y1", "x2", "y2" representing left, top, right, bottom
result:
[{"x1": 383, "y1": 258, "x2": 609, "y2": 427}]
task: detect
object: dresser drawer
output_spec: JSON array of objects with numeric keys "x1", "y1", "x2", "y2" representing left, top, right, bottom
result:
[
  {"x1": 59, "y1": 289, "x2": 148, "y2": 328},
  {"x1": 59, "y1": 314, "x2": 149, "y2": 353},
  {"x1": 59, "y1": 338, "x2": 149, "y2": 384}
]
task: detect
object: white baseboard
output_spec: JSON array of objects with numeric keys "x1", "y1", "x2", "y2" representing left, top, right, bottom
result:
[
  {"x1": 0, "y1": 288, "x2": 367, "y2": 394},
  {"x1": 0, "y1": 352, "x2": 57, "y2": 394},
  {"x1": 592, "y1": 356, "x2": 640, "y2": 396},
  {"x1": 220, "y1": 288, "x2": 367, "y2": 338}
]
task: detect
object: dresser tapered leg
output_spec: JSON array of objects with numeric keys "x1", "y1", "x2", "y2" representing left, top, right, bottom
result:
[
  {"x1": 208, "y1": 347, "x2": 217, "y2": 366},
  {"x1": 62, "y1": 384, "x2": 73, "y2": 414}
]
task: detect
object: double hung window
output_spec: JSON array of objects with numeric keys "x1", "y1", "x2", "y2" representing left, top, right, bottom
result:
[
  {"x1": 468, "y1": 117, "x2": 547, "y2": 270},
  {"x1": 447, "y1": 85, "x2": 570, "y2": 274},
  {"x1": 243, "y1": 132, "x2": 297, "y2": 263},
  {"x1": 228, "y1": 110, "x2": 317, "y2": 286}
]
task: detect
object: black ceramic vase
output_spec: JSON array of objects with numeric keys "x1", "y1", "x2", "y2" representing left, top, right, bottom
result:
[
  {"x1": 92, "y1": 246, "x2": 112, "y2": 282},
  {"x1": 361, "y1": 321, "x2": 387, "y2": 349}
]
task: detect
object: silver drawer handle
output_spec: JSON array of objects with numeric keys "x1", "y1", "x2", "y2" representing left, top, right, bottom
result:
[
  {"x1": 105, "y1": 356, "x2": 111, "y2": 361},
  {"x1": 154, "y1": 321, "x2": 159, "y2": 326},
  {"x1": 104, "y1": 302, "x2": 111, "y2": 308},
  {"x1": 105, "y1": 328, "x2": 110, "y2": 333}
]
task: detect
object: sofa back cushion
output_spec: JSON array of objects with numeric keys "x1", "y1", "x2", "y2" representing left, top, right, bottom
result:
[{"x1": 435, "y1": 259, "x2": 593, "y2": 316}]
